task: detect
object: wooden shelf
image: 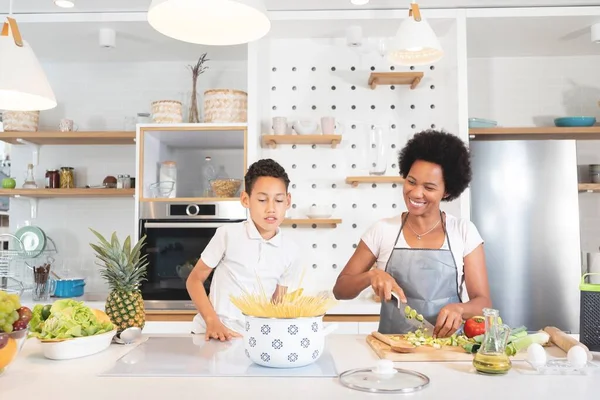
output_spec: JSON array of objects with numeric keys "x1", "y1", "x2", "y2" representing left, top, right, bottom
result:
[
  {"x1": 261, "y1": 134, "x2": 342, "y2": 149},
  {"x1": 469, "y1": 127, "x2": 600, "y2": 141},
  {"x1": 281, "y1": 218, "x2": 342, "y2": 227},
  {"x1": 139, "y1": 197, "x2": 240, "y2": 202},
  {"x1": 0, "y1": 131, "x2": 135, "y2": 145},
  {"x1": 368, "y1": 72, "x2": 424, "y2": 90},
  {"x1": 0, "y1": 188, "x2": 135, "y2": 198},
  {"x1": 579, "y1": 183, "x2": 600, "y2": 193},
  {"x1": 346, "y1": 176, "x2": 405, "y2": 187}
]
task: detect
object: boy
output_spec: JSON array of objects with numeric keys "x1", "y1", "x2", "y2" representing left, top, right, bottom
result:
[{"x1": 187, "y1": 158, "x2": 300, "y2": 341}]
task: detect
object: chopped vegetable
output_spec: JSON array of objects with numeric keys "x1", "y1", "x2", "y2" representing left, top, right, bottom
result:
[{"x1": 505, "y1": 331, "x2": 550, "y2": 356}]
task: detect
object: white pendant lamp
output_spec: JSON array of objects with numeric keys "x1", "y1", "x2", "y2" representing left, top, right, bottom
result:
[
  {"x1": 147, "y1": 0, "x2": 271, "y2": 46},
  {"x1": 387, "y1": 1, "x2": 443, "y2": 66},
  {"x1": 0, "y1": 7, "x2": 57, "y2": 111}
]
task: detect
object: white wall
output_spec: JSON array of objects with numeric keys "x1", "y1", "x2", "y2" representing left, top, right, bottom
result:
[
  {"x1": 468, "y1": 55, "x2": 600, "y2": 256},
  {"x1": 8, "y1": 60, "x2": 246, "y2": 292}
]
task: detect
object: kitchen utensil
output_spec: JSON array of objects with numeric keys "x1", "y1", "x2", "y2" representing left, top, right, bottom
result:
[
  {"x1": 306, "y1": 205, "x2": 333, "y2": 219},
  {"x1": 114, "y1": 327, "x2": 143, "y2": 345},
  {"x1": 339, "y1": 360, "x2": 430, "y2": 394},
  {"x1": 468, "y1": 118, "x2": 497, "y2": 128},
  {"x1": 543, "y1": 325, "x2": 594, "y2": 360},
  {"x1": 391, "y1": 292, "x2": 435, "y2": 336},
  {"x1": 243, "y1": 315, "x2": 338, "y2": 368},
  {"x1": 52, "y1": 277, "x2": 86, "y2": 298},
  {"x1": 578, "y1": 273, "x2": 600, "y2": 352},
  {"x1": 554, "y1": 116, "x2": 596, "y2": 127},
  {"x1": 14, "y1": 225, "x2": 46, "y2": 257}
]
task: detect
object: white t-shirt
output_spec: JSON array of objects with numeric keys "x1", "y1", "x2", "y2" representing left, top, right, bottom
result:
[
  {"x1": 192, "y1": 219, "x2": 301, "y2": 334},
  {"x1": 360, "y1": 213, "x2": 484, "y2": 303}
]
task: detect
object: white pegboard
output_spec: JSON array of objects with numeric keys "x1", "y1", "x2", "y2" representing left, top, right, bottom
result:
[{"x1": 259, "y1": 28, "x2": 461, "y2": 294}]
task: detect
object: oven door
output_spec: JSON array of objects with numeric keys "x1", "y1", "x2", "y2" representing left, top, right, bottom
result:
[{"x1": 139, "y1": 219, "x2": 244, "y2": 309}]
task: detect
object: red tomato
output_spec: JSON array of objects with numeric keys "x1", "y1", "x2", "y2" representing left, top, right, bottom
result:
[{"x1": 464, "y1": 316, "x2": 486, "y2": 338}]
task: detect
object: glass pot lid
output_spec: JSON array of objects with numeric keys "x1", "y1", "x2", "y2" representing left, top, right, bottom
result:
[{"x1": 339, "y1": 360, "x2": 430, "y2": 394}]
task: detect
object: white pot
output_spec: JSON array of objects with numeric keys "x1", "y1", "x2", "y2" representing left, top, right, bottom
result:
[{"x1": 243, "y1": 315, "x2": 338, "y2": 368}]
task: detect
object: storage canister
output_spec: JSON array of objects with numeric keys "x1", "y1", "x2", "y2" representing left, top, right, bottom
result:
[
  {"x1": 579, "y1": 273, "x2": 600, "y2": 351},
  {"x1": 203, "y1": 89, "x2": 247, "y2": 123},
  {"x1": 159, "y1": 161, "x2": 177, "y2": 198}
]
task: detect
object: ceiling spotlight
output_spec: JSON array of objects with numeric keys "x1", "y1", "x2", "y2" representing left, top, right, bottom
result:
[
  {"x1": 54, "y1": 0, "x2": 75, "y2": 8},
  {"x1": 346, "y1": 26, "x2": 363, "y2": 47},
  {"x1": 592, "y1": 23, "x2": 600, "y2": 43},
  {"x1": 99, "y1": 28, "x2": 116, "y2": 49},
  {"x1": 351, "y1": 0, "x2": 370, "y2": 4}
]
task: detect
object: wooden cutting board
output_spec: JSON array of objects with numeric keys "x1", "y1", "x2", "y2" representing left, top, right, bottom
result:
[{"x1": 366, "y1": 332, "x2": 532, "y2": 362}]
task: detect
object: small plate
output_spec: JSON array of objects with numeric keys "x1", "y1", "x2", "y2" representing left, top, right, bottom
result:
[
  {"x1": 554, "y1": 116, "x2": 596, "y2": 127},
  {"x1": 14, "y1": 225, "x2": 46, "y2": 257}
]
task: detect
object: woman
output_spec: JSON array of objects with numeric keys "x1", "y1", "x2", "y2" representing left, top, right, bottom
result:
[{"x1": 333, "y1": 130, "x2": 491, "y2": 338}]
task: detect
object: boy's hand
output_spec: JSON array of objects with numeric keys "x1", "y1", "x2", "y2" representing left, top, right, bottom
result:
[{"x1": 205, "y1": 319, "x2": 241, "y2": 342}]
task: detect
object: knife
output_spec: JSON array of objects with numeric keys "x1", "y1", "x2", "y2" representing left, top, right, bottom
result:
[{"x1": 391, "y1": 292, "x2": 435, "y2": 337}]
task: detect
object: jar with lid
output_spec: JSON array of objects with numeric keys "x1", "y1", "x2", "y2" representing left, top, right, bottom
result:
[
  {"x1": 59, "y1": 167, "x2": 75, "y2": 188},
  {"x1": 137, "y1": 113, "x2": 152, "y2": 124},
  {"x1": 202, "y1": 157, "x2": 216, "y2": 197},
  {"x1": 123, "y1": 174, "x2": 131, "y2": 189},
  {"x1": 45, "y1": 169, "x2": 60, "y2": 188},
  {"x1": 159, "y1": 161, "x2": 177, "y2": 198}
]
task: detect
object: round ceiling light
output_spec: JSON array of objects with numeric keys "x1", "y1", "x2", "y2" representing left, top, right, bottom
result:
[
  {"x1": 351, "y1": 0, "x2": 370, "y2": 5},
  {"x1": 54, "y1": 0, "x2": 75, "y2": 8},
  {"x1": 147, "y1": 0, "x2": 271, "y2": 46}
]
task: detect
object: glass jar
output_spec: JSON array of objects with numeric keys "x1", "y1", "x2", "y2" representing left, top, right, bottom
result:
[
  {"x1": 23, "y1": 163, "x2": 37, "y2": 189},
  {"x1": 159, "y1": 161, "x2": 177, "y2": 198},
  {"x1": 116, "y1": 174, "x2": 124, "y2": 189},
  {"x1": 45, "y1": 169, "x2": 60, "y2": 188},
  {"x1": 202, "y1": 157, "x2": 216, "y2": 197},
  {"x1": 367, "y1": 125, "x2": 388, "y2": 176},
  {"x1": 137, "y1": 112, "x2": 152, "y2": 124},
  {"x1": 123, "y1": 174, "x2": 131, "y2": 189},
  {"x1": 59, "y1": 167, "x2": 75, "y2": 188}
]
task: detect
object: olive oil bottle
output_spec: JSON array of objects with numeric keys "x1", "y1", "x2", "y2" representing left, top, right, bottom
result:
[{"x1": 473, "y1": 308, "x2": 512, "y2": 375}]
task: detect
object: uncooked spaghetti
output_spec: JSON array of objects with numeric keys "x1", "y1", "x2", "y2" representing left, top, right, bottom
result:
[{"x1": 229, "y1": 267, "x2": 338, "y2": 318}]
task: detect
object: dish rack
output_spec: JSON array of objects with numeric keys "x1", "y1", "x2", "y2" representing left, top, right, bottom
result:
[{"x1": 0, "y1": 233, "x2": 58, "y2": 295}]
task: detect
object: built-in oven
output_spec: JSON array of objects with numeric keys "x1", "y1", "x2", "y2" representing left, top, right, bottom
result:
[{"x1": 138, "y1": 201, "x2": 247, "y2": 310}]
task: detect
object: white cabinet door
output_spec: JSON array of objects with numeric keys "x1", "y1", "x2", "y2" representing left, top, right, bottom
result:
[
  {"x1": 358, "y1": 322, "x2": 380, "y2": 334},
  {"x1": 325, "y1": 322, "x2": 359, "y2": 334}
]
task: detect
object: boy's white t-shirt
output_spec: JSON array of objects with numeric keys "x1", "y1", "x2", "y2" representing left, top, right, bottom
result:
[
  {"x1": 192, "y1": 218, "x2": 301, "y2": 334},
  {"x1": 360, "y1": 213, "x2": 484, "y2": 303}
]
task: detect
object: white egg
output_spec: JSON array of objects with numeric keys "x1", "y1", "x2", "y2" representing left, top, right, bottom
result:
[
  {"x1": 567, "y1": 346, "x2": 588, "y2": 368},
  {"x1": 527, "y1": 343, "x2": 547, "y2": 367}
]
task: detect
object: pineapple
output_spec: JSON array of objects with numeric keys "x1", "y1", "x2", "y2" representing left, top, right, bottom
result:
[{"x1": 89, "y1": 229, "x2": 148, "y2": 334}]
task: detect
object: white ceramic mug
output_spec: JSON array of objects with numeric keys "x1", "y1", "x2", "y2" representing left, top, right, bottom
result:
[
  {"x1": 272, "y1": 116, "x2": 287, "y2": 135},
  {"x1": 321, "y1": 116, "x2": 343, "y2": 135},
  {"x1": 59, "y1": 119, "x2": 78, "y2": 132}
]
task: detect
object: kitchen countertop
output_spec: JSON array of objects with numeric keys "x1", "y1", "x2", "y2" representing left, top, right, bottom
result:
[{"x1": 3, "y1": 333, "x2": 599, "y2": 399}]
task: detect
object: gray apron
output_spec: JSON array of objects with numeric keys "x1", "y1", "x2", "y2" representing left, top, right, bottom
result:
[{"x1": 378, "y1": 212, "x2": 461, "y2": 334}]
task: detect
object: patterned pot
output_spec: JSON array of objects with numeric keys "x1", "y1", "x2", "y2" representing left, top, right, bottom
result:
[{"x1": 243, "y1": 315, "x2": 338, "y2": 368}]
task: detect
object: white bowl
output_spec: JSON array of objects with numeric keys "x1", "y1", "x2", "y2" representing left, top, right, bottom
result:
[
  {"x1": 306, "y1": 213, "x2": 332, "y2": 219},
  {"x1": 38, "y1": 329, "x2": 117, "y2": 360},
  {"x1": 243, "y1": 315, "x2": 337, "y2": 368},
  {"x1": 293, "y1": 120, "x2": 318, "y2": 135}
]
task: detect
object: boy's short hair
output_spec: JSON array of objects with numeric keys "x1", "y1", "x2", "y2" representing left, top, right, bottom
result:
[{"x1": 244, "y1": 158, "x2": 290, "y2": 195}]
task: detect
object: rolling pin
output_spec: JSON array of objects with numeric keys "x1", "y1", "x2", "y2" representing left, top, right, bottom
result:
[{"x1": 543, "y1": 326, "x2": 593, "y2": 362}]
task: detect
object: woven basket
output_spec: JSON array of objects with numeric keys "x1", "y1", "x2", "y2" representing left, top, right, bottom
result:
[
  {"x1": 203, "y1": 89, "x2": 247, "y2": 123},
  {"x1": 151, "y1": 100, "x2": 183, "y2": 124},
  {"x1": 3, "y1": 110, "x2": 40, "y2": 131}
]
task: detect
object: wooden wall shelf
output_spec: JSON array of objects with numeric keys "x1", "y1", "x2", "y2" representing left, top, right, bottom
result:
[
  {"x1": 469, "y1": 126, "x2": 600, "y2": 141},
  {"x1": 368, "y1": 72, "x2": 424, "y2": 90},
  {"x1": 345, "y1": 176, "x2": 405, "y2": 187},
  {"x1": 261, "y1": 134, "x2": 342, "y2": 149},
  {"x1": 0, "y1": 131, "x2": 136, "y2": 145},
  {"x1": 139, "y1": 197, "x2": 240, "y2": 202},
  {"x1": 0, "y1": 188, "x2": 135, "y2": 198},
  {"x1": 282, "y1": 218, "x2": 342, "y2": 227},
  {"x1": 578, "y1": 183, "x2": 600, "y2": 193}
]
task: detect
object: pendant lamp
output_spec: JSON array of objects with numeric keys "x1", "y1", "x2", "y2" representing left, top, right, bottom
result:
[
  {"x1": 387, "y1": 1, "x2": 443, "y2": 66},
  {"x1": 147, "y1": 0, "x2": 271, "y2": 46},
  {"x1": 0, "y1": 14, "x2": 57, "y2": 111}
]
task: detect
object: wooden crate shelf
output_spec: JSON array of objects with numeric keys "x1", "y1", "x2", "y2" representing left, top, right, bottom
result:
[
  {"x1": 281, "y1": 218, "x2": 342, "y2": 227},
  {"x1": 0, "y1": 188, "x2": 135, "y2": 198},
  {"x1": 345, "y1": 176, "x2": 405, "y2": 187},
  {"x1": 0, "y1": 131, "x2": 136, "y2": 145},
  {"x1": 578, "y1": 183, "x2": 600, "y2": 193},
  {"x1": 368, "y1": 72, "x2": 424, "y2": 90},
  {"x1": 469, "y1": 127, "x2": 600, "y2": 141},
  {"x1": 261, "y1": 134, "x2": 342, "y2": 149}
]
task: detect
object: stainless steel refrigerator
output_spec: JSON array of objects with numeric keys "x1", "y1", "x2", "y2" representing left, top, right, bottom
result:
[{"x1": 469, "y1": 140, "x2": 581, "y2": 333}]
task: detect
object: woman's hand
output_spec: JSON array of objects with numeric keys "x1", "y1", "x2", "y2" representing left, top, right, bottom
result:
[
  {"x1": 434, "y1": 303, "x2": 464, "y2": 338},
  {"x1": 205, "y1": 318, "x2": 242, "y2": 342},
  {"x1": 370, "y1": 269, "x2": 407, "y2": 303}
]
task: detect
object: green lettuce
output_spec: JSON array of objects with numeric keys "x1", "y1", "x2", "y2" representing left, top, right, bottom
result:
[{"x1": 29, "y1": 299, "x2": 114, "y2": 340}]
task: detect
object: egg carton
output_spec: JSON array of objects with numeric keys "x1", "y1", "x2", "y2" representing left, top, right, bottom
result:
[{"x1": 518, "y1": 359, "x2": 600, "y2": 376}]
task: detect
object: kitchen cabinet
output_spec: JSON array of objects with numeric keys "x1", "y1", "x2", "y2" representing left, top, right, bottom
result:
[{"x1": 138, "y1": 124, "x2": 247, "y2": 201}]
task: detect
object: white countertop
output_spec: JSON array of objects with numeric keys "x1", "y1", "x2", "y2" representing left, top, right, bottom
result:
[{"x1": 3, "y1": 333, "x2": 599, "y2": 400}]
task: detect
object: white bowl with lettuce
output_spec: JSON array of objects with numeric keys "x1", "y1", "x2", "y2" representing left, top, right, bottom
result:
[{"x1": 28, "y1": 299, "x2": 117, "y2": 360}]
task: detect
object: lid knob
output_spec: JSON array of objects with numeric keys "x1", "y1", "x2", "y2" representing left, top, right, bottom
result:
[{"x1": 372, "y1": 359, "x2": 398, "y2": 376}]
